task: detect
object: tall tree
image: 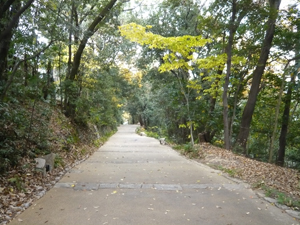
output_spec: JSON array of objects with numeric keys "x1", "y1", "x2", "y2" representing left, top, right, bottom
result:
[
  {"x1": 235, "y1": 0, "x2": 281, "y2": 153},
  {"x1": 64, "y1": 0, "x2": 119, "y2": 118},
  {"x1": 222, "y1": 0, "x2": 248, "y2": 149},
  {"x1": 277, "y1": 8, "x2": 300, "y2": 165}
]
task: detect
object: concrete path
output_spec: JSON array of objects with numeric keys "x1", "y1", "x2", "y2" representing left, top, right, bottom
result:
[{"x1": 10, "y1": 125, "x2": 298, "y2": 224}]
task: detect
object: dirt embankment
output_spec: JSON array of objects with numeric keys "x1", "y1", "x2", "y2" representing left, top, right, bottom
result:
[{"x1": 196, "y1": 143, "x2": 300, "y2": 206}]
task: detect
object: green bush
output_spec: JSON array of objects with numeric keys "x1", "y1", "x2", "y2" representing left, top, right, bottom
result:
[
  {"x1": 145, "y1": 130, "x2": 159, "y2": 139},
  {"x1": 183, "y1": 143, "x2": 195, "y2": 153}
]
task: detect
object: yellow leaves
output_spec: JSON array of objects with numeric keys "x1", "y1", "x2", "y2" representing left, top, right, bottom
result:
[
  {"x1": 119, "y1": 23, "x2": 247, "y2": 98},
  {"x1": 111, "y1": 96, "x2": 119, "y2": 103},
  {"x1": 159, "y1": 59, "x2": 192, "y2": 73},
  {"x1": 179, "y1": 124, "x2": 187, "y2": 128},
  {"x1": 232, "y1": 55, "x2": 246, "y2": 66},
  {"x1": 196, "y1": 54, "x2": 245, "y2": 72},
  {"x1": 119, "y1": 23, "x2": 211, "y2": 72},
  {"x1": 119, "y1": 23, "x2": 154, "y2": 46},
  {"x1": 120, "y1": 67, "x2": 143, "y2": 87},
  {"x1": 179, "y1": 121, "x2": 196, "y2": 130},
  {"x1": 187, "y1": 80, "x2": 202, "y2": 93},
  {"x1": 196, "y1": 53, "x2": 227, "y2": 70},
  {"x1": 120, "y1": 68, "x2": 132, "y2": 82}
]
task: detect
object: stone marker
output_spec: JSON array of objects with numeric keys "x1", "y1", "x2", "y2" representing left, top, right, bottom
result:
[
  {"x1": 35, "y1": 153, "x2": 56, "y2": 176},
  {"x1": 159, "y1": 138, "x2": 166, "y2": 145},
  {"x1": 35, "y1": 158, "x2": 46, "y2": 176}
]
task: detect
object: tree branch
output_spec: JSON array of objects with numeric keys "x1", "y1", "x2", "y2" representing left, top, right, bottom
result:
[
  {"x1": 0, "y1": 0, "x2": 16, "y2": 16},
  {"x1": 0, "y1": 0, "x2": 35, "y2": 40},
  {"x1": 69, "y1": 0, "x2": 118, "y2": 80}
]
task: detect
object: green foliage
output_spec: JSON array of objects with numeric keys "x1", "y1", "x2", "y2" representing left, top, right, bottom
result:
[
  {"x1": 54, "y1": 155, "x2": 65, "y2": 168},
  {"x1": 183, "y1": 143, "x2": 195, "y2": 153},
  {"x1": 178, "y1": 143, "x2": 199, "y2": 158},
  {"x1": 144, "y1": 126, "x2": 161, "y2": 139},
  {"x1": 135, "y1": 126, "x2": 145, "y2": 135},
  {"x1": 145, "y1": 131, "x2": 159, "y2": 139},
  {"x1": 216, "y1": 165, "x2": 240, "y2": 178},
  {"x1": 94, "y1": 129, "x2": 117, "y2": 147},
  {"x1": 261, "y1": 185, "x2": 300, "y2": 209},
  {"x1": 172, "y1": 145, "x2": 184, "y2": 151},
  {"x1": 172, "y1": 143, "x2": 198, "y2": 158},
  {"x1": 0, "y1": 101, "x2": 52, "y2": 173}
]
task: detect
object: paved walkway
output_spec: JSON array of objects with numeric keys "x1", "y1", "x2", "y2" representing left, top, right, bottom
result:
[{"x1": 10, "y1": 125, "x2": 297, "y2": 224}]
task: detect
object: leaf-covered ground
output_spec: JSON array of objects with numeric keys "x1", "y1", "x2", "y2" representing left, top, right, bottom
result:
[
  {"x1": 196, "y1": 143, "x2": 300, "y2": 205},
  {"x1": 0, "y1": 108, "x2": 103, "y2": 224}
]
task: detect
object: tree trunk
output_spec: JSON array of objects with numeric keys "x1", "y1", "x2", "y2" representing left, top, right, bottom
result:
[
  {"x1": 64, "y1": 0, "x2": 118, "y2": 118},
  {"x1": 277, "y1": 59, "x2": 297, "y2": 166},
  {"x1": 277, "y1": 14, "x2": 300, "y2": 166},
  {"x1": 235, "y1": 0, "x2": 281, "y2": 154},
  {"x1": 223, "y1": 0, "x2": 248, "y2": 150},
  {"x1": 43, "y1": 61, "x2": 52, "y2": 100},
  {"x1": 229, "y1": 76, "x2": 244, "y2": 145},
  {"x1": 268, "y1": 72, "x2": 285, "y2": 163},
  {"x1": 24, "y1": 53, "x2": 29, "y2": 86},
  {"x1": 223, "y1": 0, "x2": 236, "y2": 150},
  {"x1": 0, "y1": 0, "x2": 34, "y2": 82}
]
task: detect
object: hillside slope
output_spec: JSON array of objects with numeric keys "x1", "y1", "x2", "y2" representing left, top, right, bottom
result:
[
  {"x1": 196, "y1": 143, "x2": 300, "y2": 209},
  {"x1": 0, "y1": 104, "x2": 114, "y2": 224}
]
